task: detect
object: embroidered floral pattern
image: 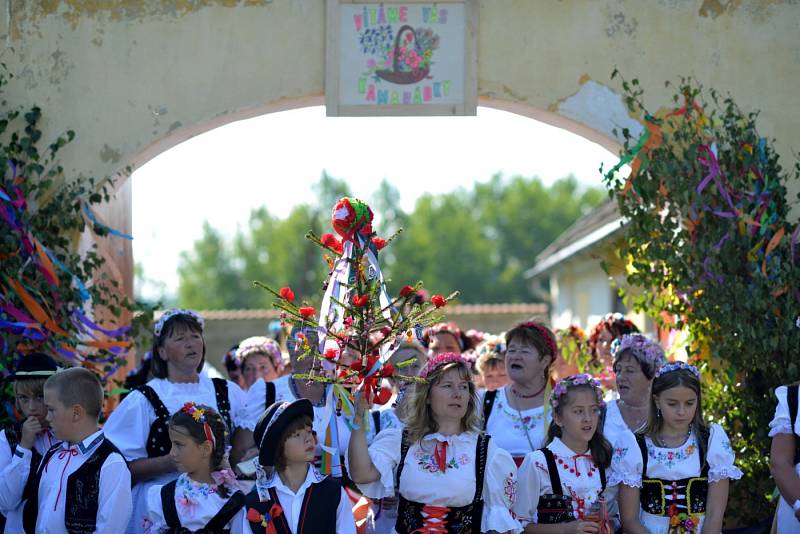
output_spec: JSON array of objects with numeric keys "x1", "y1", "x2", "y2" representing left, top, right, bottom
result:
[
  {"x1": 498, "y1": 400, "x2": 545, "y2": 434},
  {"x1": 175, "y1": 474, "x2": 218, "y2": 514},
  {"x1": 612, "y1": 446, "x2": 629, "y2": 466},
  {"x1": 503, "y1": 473, "x2": 517, "y2": 507},
  {"x1": 721, "y1": 437, "x2": 733, "y2": 454},
  {"x1": 648, "y1": 440, "x2": 697, "y2": 469},
  {"x1": 414, "y1": 448, "x2": 470, "y2": 474}
]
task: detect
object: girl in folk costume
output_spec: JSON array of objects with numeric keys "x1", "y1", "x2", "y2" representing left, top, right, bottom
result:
[
  {"x1": 611, "y1": 362, "x2": 742, "y2": 534},
  {"x1": 483, "y1": 321, "x2": 557, "y2": 466},
  {"x1": 233, "y1": 399, "x2": 356, "y2": 534},
  {"x1": 514, "y1": 374, "x2": 614, "y2": 533},
  {"x1": 103, "y1": 309, "x2": 249, "y2": 534},
  {"x1": 143, "y1": 403, "x2": 246, "y2": 533},
  {"x1": 603, "y1": 334, "x2": 667, "y2": 451},
  {"x1": 768, "y1": 381, "x2": 800, "y2": 533},
  {"x1": 348, "y1": 352, "x2": 521, "y2": 534},
  {"x1": 0, "y1": 353, "x2": 61, "y2": 534}
]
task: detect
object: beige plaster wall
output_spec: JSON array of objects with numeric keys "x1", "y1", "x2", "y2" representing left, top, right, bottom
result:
[{"x1": 1, "y1": 0, "x2": 798, "y2": 290}]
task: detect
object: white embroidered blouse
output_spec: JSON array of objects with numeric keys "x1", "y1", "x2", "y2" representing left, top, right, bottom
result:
[
  {"x1": 513, "y1": 437, "x2": 615, "y2": 525},
  {"x1": 481, "y1": 387, "x2": 550, "y2": 459},
  {"x1": 352, "y1": 427, "x2": 521, "y2": 533}
]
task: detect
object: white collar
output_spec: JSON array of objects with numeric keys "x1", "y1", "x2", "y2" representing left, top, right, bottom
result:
[
  {"x1": 62, "y1": 429, "x2": 104, "y2": 456},
  {"x1": 548, "y1": 437, "x2": 591, "y2": 457},
  {"x1": 422, "y1": 430, "x2": 476, "y2": 445},
  {"x1": 268, "y1": 464, "x2": 327, "y2": 495}
]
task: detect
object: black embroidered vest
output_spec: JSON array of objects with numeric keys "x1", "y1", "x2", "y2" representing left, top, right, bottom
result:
[
  {"x1": 535, "y1": 447, "x2": 607, "y2": 524},
  {"x1": 22, "y1": 436, "x2": 127, "y2": 534},
  {"x1": 139, "y1": 377, "x2": 233, "y2": 457},
  {"x1": 160, "y1": 478, "x2": 246, "y2": 533},
  {"x1": 395, "y1": 431, "x2": 490, "y2": 534},
  {"x1": 244, "y1": 476, "x2": 341, "y2": 534},
  {"x1": 636, "y1": 434, "x2": 709, "y2": 517}
]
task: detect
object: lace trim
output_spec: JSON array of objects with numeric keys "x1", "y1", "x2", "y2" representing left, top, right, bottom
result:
[
  {"x1": 708, "y1": 465, "x2": 744, "y2": 483},
  {"x1": 768, "y1": 424, "x2": 794, "y2": 437},
  {"x1": 608, "y1": 473, "x2": 642, "y2": 488}
]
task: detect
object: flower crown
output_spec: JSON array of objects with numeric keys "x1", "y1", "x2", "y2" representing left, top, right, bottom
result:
[
  {"x1": 154, "y1": 308, "x2": 204, "y2": 337},
  {"x1": 655, "y1": 361, "x2": 700, "y2": 379},
  {"x1": 223, "y1": 346, "x2": 241, "y2": 368},
  {"x1": 611, "y1": 333, "x2": 667, "y2": 369},
  {"x1": 236, "y1": 336, "x2": 283, "y2": 366},
  {"x1": 550, "y1": 373, "x2": 605, "y2": 409},
  {"x1": 426, "y1": 322, "x2": 464, "y2": 350},
  {"x1": 419, "y1": 351, "x2": 471, "y2": 379},
  {"x1": 518, "y1": 321, "x2": 558, "y2": 357},
  {"x1": 181, "y1": 402, "x2": 217, "y2": 447}
]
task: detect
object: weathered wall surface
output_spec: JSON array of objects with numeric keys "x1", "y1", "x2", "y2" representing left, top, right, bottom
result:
[{"x1": 2, "y1": 0, "x2": 798, "y2": 296}]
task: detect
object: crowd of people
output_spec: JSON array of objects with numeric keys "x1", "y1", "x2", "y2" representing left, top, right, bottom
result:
[{"x1": 0, "y1": 309, "x2": 797, "y2": 533}]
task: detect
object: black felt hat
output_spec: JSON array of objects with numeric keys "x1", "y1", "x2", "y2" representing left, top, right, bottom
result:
[
  {"x1": 11, "y1": 352, "x2": 59, "y2": 380},
  {"x1": 253, "y1": 398, "x2": 313, "y2": 467}
]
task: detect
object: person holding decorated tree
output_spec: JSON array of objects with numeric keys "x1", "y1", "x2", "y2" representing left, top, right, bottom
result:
[
  {"x1": 610, "y1": 362, "x2": 742, "y2": 533},
  {"x1": 587, "y1": 314, "x2": 639, "y2": 393},
  {"x1": 103, "y1": 308, "x2": 249, "y2": 534},
  {"x1": 603, "y1": 334, "x2": 666, "y2": 449},
  {"x1": 482, "y1": 321, "x2": 557, "y2": 466},
  {"x1": 348, "y1": 352, "x2": 521, "y2": 533}
]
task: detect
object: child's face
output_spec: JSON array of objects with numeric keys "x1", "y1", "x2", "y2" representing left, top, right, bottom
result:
[
  {"x1": 654, "y1": 385, "x2": 697, "y2": 430},
  {"x1": 44, "y1": 387, "x2": 75, "y2": 442},
  {"x1": 169, "y1": 427, "x2": 212, "y2": 476},
  {"x1": 481, "y1": 364, "x2": 508, "y2": 391},
  {"x1": 282, "y1": 424, "x2": 316, "y2": 466},
  {"x1": 15, "y1": 385, "x2": 47, "y2": 426},
  {"x1": 554, "y1": 389, "x2": 601, "y2": 447}
]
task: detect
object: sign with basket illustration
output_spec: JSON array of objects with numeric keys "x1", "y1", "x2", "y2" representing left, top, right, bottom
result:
[{"x1": 326, "y1": 1, "x2": 477, "y2": 116}]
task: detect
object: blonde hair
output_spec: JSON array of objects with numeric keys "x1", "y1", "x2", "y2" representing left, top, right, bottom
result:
[
  {"x1": 14, "y1": 378, "x2": 47, "y2": 414},
  {"x1": 402, "y1": 361, "x2": 479, "y2": 443}
]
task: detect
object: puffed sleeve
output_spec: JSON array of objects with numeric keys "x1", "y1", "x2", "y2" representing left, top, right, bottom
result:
[
  {"x1": 380, "y1": 409, "x2": 402, "y2": 431},
  {"x1": 141, "y1": 482, "x2": 167, "y2": 534},
  {"x1": 243, "y1": 379, "x2": 267, "y2": 432},
  {"x1": 608, "y1": 430, "x2": 643, "y2": 488},
  {"x1": 0, "y1": 432, "x2": 27, "y2": 512},
  {"x1": 481, "y1": 438, "x2": 522, "y2": 533},
  {"x1": 769, "y1": 386, "x2": 794, "y2": 437},
  {"x1": 351, "y1": 427, "x2": 402, "y2": 499},
  {"x1": 227, "y1": 380, "x2": 249, "y2": 430},
  {"x1": 102, "y1": 390, "x2": 154, "y2": 461},
  {"x1": 95, "y1": 452, "x2": 133, "y2": 533},
  {"x1": 512, "y1": 450, "x2": 545, "y2": 526},
  {"x1": 707, "y1": 423, "x2": 743, "y2": 483}
]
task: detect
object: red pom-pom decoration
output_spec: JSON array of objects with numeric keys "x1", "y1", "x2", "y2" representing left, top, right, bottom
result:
[
  {"x1": 247, "y1": 508, "x2": 263, "y2": 523},
  {"x1": 320, "y1": 233, "x2": 343, "y2": 255},
  {"x1": 374, "y1": 387, "x2": 393, "y2": 405},
  {"x1": 331, "y1": 197, "x2": 373, "y2": 240},
  {"x1": 324, "y1": 348, "x2": 339, "y2": 360},
  {"x1": 399, "y1": 285, "x2": 415, "y2": 298},
  {"x1": 352, "y1": 294, "x2": 369, "y2": 307},
  {"x1": 380, "y1": 363, "x2": 396, "y2": 377},
  {"x1": 371, "y1": 237, "x2": 387, "y2": 250},
  {"x1": 279, "y1": 287, "x2": 295, "y2": 302},
  {"x1": 299, "y1": 307, "x2": 316, "y2": 318},
  {"x1": 431, "y1": 294, "x2": 447, "y2": 308}
]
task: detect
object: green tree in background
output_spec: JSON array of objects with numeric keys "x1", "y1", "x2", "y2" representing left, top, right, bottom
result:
[{"x1": 174, "y1": 173, "x2": 603, "y2": 308}]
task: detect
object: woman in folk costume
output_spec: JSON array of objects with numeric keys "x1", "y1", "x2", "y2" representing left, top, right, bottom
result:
[
  {"x1": 103, "y1": 309, "x2": 249, "y2": 534},
  {"x1": 348, "y1": 352, "x2": 521, "y2": 534}
]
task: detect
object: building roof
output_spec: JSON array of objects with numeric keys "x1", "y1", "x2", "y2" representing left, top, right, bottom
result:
[{"x1": 524, "y1": 199, "x2": 624, "y2": 280}]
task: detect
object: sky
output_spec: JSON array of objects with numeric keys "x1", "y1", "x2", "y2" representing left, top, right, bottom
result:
[{"x1": 132, "y1": 106, "x2": 622, "y2": 301}]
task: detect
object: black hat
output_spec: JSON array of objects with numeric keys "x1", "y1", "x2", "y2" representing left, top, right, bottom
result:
[
  {"x1": 253, "y1": 398, "x2": 313, "y2": 467},
  {"x1": 11, "y1": 352, "x2": 59, "y2": 380}
]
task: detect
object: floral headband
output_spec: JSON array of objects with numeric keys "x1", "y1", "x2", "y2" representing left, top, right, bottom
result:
[
  {"x1": 426, "y1": 322, "x2": 464, "y2": 350},
  {"x1": 551, "y1": 373, "x2": 605, "y2": 409},
  {"x1": 655, "y1": 361, "x2": 700, "y2": 379},
  {"x1": 181, "y1": 402, "x2": 216, "y2": 448},
  {"x1": 236, "y1": 336, "x2": 283, "y2": 368},
  {"x1": 518, "y1": 321, "x2": 558, "y2": 357},
  {"x1": 154, "y1": 309, "x2": 204, "y2": 337},
  {"x1": 611, "y1": 334, "x2": 667, "y2": 369},
  {"x1": 419, "y1": 351, "x2": 471, "y2": 379}
]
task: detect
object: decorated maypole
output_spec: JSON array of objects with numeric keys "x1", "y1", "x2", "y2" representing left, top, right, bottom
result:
[{"x1": 257, "y1": 197, "x2": 456, "y2": 476}]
